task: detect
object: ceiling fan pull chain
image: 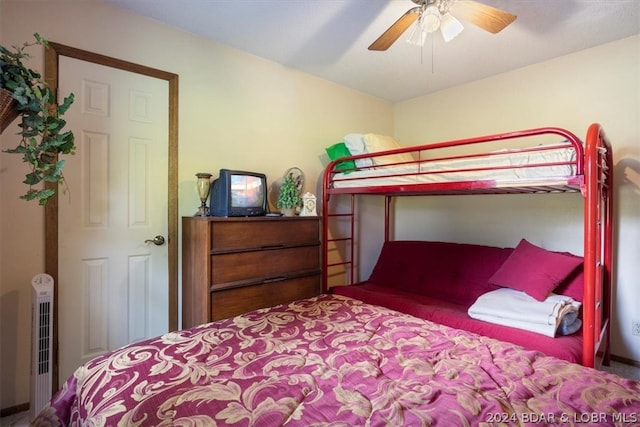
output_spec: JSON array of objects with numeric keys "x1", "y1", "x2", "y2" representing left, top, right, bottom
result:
[{"x1": 431, "y1": 34, "x2": 435, "y2": 73}]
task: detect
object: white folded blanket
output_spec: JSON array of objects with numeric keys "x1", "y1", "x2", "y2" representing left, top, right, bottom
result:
[{"x1": 468, "y1": 288, "x2": 581, "y2": 337}]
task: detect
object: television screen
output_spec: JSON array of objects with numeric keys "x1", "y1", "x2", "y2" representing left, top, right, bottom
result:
[
  {"x1": 231, "y1": 174, "x2": 264, "y2": 208},
  {"x1": 210, "y1": 169, "x2": 267, "y2": 217}
]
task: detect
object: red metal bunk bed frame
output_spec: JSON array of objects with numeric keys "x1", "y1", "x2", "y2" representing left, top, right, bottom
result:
[{"x1": 321, "y1": 123, "x2": 613, "y2": 368}]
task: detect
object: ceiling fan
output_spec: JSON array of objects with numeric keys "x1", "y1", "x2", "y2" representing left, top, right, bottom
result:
[{"x1": 369, "y1": 0, "x2": 516, "y2": 50}]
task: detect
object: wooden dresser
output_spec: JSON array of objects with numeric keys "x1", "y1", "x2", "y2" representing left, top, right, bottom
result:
[{"x1": 182, "y1": 216, "x2": 321, "y2": 328}]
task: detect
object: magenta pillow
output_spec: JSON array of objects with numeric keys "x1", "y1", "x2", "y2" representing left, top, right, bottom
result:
[
  {"x1": 489, "y1": 239, "x2": 582, "y2": 301},
  {"x1": 555, "y1": 254, "x2": 584, "y2": 302}
]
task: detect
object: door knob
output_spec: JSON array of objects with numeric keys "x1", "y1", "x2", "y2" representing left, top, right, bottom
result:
[{"x1": 145, "y1": 235, "x2": 165, "y2": 246}]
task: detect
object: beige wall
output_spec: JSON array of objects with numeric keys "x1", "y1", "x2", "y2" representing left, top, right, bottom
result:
[
  {"x1": 0, "y1": 0, "x2": 393, "y2": 409},
  {"x1": 392, "y1": 35, "x2": 640, "y2": 363}
]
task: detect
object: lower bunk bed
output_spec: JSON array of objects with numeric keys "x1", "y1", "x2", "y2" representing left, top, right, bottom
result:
[
  {"x1": 331, "y1": 239, "x2": 586, "y2": 364},
  {"x1": 322, "y1": 124, "x2": 613, "y2": 368},
  {"x1": 35, "y1": 295, "x2": 640, "y2": 426}
]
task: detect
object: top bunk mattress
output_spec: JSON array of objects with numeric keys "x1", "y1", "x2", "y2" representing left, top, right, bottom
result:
[{"x1": 331, "y1": 143, "x2": 579, "y2": 191}]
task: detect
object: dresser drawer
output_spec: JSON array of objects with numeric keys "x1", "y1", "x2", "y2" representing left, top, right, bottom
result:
[
  {"x1": 210, "y1": 274, "x2": 321, "y2": 321},
  {"x1": 210, "y1": 218, "x2": 319, "y2": 251},
  {"x1": 210, "y1": 244, "x2": 320, "y2": 287}
]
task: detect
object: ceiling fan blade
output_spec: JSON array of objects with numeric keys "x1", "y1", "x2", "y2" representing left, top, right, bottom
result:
[
  {"x1": 369, "y1": 7, "x2": 421, "y2": 51},
  {"x1": 451, "y1": 0, "x2": 516, "y2": 34}
]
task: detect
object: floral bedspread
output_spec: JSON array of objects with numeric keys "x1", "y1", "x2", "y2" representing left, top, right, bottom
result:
[{"x1": 34, "y1": 294, "x2": 640, "y2": 426}]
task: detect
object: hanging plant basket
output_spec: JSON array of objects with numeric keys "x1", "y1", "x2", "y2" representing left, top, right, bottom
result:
[{"x1": 0, "y1": 87, "x2": 20, "y2": 134}]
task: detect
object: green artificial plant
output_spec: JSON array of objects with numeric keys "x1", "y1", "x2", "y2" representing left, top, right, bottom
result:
[
  {"x1": 277, "y1": 172, "x2": 301, "y2": 211},
  {"x1": 1, "y1": 33, "x2": 75, "y2": 205}
]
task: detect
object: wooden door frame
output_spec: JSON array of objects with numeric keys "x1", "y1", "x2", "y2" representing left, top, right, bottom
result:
[{"x1": 44, "y1": 43, "x2": 179, "y2": 390}]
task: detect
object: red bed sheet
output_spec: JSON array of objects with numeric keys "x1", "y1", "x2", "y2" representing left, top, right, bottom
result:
[{"x1": 35, "y1": 294, "x2": 638, "y2": 426}]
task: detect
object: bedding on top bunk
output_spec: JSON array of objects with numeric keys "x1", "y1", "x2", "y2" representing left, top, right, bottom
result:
[
  {"x1": 35, "y1": 294, "x2": 640, "y2": 426},
  {"x1": 327, "y1": 133, "x2": 578, "y2": 189}
]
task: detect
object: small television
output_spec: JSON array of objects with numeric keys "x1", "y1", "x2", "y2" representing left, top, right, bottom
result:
[{"x1": 210, "y1": 169, "x2": 268, "y2": 217}]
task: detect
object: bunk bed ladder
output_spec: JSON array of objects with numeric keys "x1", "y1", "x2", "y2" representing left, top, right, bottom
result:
[{"x1": 323, "y1": 194, "x2": 356, "y2": 292}]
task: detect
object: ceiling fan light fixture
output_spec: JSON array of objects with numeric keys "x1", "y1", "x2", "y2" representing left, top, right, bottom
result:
[
  {"x1": 422, "y1": 4, "x2": 441, "y2": 32},
  {"x1": 406, "y1": 13, "x2": 427, "y2": 46},
  {"x1": 440, "y1": 12, "x2": 464, "y2": 42}
]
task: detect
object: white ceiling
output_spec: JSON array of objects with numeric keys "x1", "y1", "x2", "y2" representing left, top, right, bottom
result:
[{"x1": 104, "y1": 0, "x2": 640, "y2": 103}]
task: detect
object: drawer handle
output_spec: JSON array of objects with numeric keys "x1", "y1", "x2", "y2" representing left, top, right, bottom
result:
[
  {"x1": 262, "y1": 276, "x2": 287, "y2": 284},
  {"x1": 261, "y1": 244, "x2": 285, "y2": 250}
]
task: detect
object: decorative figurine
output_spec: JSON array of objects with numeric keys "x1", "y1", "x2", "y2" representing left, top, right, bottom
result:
[{"x1": 300, "y1": 192, "x2": 317, "y2": 216}]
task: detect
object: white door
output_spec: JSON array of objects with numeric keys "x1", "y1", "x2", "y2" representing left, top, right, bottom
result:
[{"x1": 57, "y1": 56, "x2": 169, "y2": 382}]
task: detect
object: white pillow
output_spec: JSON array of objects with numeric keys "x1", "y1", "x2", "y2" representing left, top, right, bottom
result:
[
  {"x1": 363, "y1": 134, "x2": 414, "y2": 166},
  {"x1": 343, "y1": 133, "x2": 374, "y2": 168}
]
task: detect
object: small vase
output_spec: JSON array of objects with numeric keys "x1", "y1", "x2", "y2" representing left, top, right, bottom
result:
[{"x1": 281, "y1": 207, "x2": 296, "y2": 217}]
